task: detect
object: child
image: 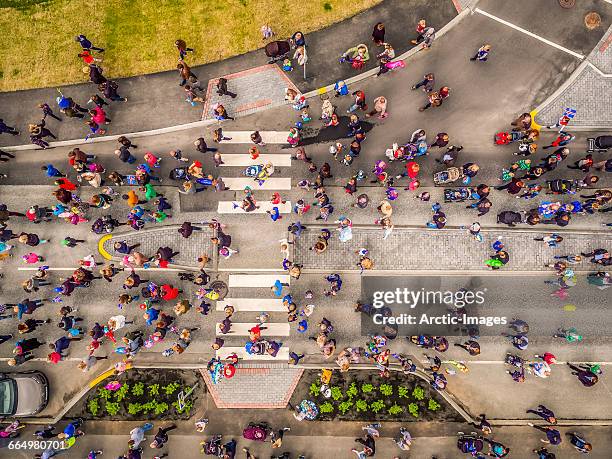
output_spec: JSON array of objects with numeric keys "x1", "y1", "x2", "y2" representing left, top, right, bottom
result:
[
  {"x1": 300, "y1": 108, "x2": 311, "y2": 123},
  {"x1": 261, "y1": 24, "x2": 274, "y2": 40},
  {"x1": 23, "y1": 252, "x2": 43, "y2": 264},
  {"x1": 249, "y1": 146, "x2": 260, "y2": 160},
  {"x1": 144, "y1": 152, "x2": 161, "y2": 168},
  {"x1": 282, "y1": 59, "x2": 293, "y2": 72},
  {"x1": 470, "y1": 44, "x2": 491, "y2": 62},
  {"x1": 334, "y1": 80, "x2": 349, "y2": 97}
]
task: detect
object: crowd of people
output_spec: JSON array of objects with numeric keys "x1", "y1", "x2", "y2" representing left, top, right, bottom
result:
[{"x1": 0, "y1": 8, "x2": 610, "y2": 459}]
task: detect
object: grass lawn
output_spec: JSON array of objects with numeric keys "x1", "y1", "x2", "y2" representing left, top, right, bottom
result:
[{"x1": 0, "y1": 0, "x2": 381, "y2": 91}]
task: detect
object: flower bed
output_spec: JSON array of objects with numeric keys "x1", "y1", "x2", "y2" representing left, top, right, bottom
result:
[
  {"x1": 290, "y1": 370, "x2": 463, "y2": 422},
  {"x1": 72, "y1": 369, "x2": 202, "y2": 421}
]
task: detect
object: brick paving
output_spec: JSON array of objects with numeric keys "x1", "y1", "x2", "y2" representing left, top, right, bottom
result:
[
  {"x1": 293, "y1": 226, "x2": 612, "y2": 271},
  {"x1": 535, "y1": 25, "x2": 612, "y2": 128},
  {"x1": 200, "y1": 364, "x2": 303, "y2": 408},
  {"x1": 101, "y1": 224, "x2": 214, "y2": 267},
  {"x1": 201, "y1": 64, "x2": 298, "y2": 121}
]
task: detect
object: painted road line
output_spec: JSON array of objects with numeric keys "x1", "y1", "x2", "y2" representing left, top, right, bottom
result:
[
  {"x1": 229, "y1": 274, "x2": 289, "y2": 288},
  {"x1": 216, "y1": 298, "x2": 286, "y2": 311},
  {"x1": 216, "y1": 322, "x2": 290, "y2": 336},
  {"x1": 219, "y1": 131, "x2": 288, "y2": 144},
  {"x1": 475, "y1": 8, "x2": 585, "y2": 59},
  {"x1": 217, "y1": 201, "x2": 292, "y2": 214},
  {"x1": 217, "y1": 347, "x2": 289, "y2": 360},
  {"x1": 222, "y1": 177, "x2": 291, "y2": 190},
  {"x1": 219, "y1": 154, "x2": 292, "y2": 167}
]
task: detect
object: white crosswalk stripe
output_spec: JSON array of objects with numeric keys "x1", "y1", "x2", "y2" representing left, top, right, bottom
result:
[
  {"x1": 216, "y1": 298, "x2": 286, "y2": 311},
  {"x1": 217, "y1": 201, "x2": 292, "y2": 214},
  {"x1": 219, "y1": 273, "x2": 291, "y2": 361},
  {"x1": 219, "y1": 131, "x2": 288, "y2": 144},
  {"x1": 216, "y1": 322, "x2": 290, "y2": 336},
  {"x1": 221, "y1": 177, "x2": 291, "y2": 190},
  {"x1": 219, "y1": 154, "x2": 292, "y2": 167}
]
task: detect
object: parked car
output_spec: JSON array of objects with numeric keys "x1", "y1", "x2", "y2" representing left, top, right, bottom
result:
[{"x1": 0, "y1": 371, "x2": 48, "y2": 416}]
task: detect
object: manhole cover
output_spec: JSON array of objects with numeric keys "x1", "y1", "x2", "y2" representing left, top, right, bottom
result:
[
  {"x1": 585, "y1": 12, "x2": 601, "y2": 30},
  {"x1": 559, "y1": 0, "x2": 575, "y2": 8}
]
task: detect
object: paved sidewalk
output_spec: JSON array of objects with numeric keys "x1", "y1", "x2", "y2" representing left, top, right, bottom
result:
[
  {"x1": 293, "y1": 226, "x2": 612, "y2": 271},
  {"x1": 200, "y1": 364, "x2": 303, "y2": 409},
  {"x1": 0, "y1": 0, "x2": 457, "y2": 148},
  {"x1": 100, "y1": 224, "x2": 214, "y2": 267},
  {"x1": 535, "y1": 24, "x2": 612, "y2": 128}
]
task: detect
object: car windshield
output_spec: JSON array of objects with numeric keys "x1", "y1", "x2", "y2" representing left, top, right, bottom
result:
[{"x1": 0, "y1": 379, "x2": 16, "y2": 415}]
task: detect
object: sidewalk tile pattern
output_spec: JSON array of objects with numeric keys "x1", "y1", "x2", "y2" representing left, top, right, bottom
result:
[
  {"x1": 102, "y1": 225, "x2": 213, "y2": 266},
  {"x1": 200, "y1": 365, "x2": 303, "y2": 408},
  {"x1": 534, "y1": 64, "x2": 612, "y2": 128},
  {"x1": 201, "y1": 64, "x2": 298, "y2": 120},
  {"x1": 536, "y1": 24, "x2": 612, "y2": 128},
  {"x1": 293, "y1": 227, "x2": 612, "y2": 271}
]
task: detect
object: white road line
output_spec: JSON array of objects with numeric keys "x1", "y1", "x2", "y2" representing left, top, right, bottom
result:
[
  {"x1": 229, "y1": 274, "x2": 289, "y2": 288},
  {"x1": 475, "y1": 8, "x2": 585, "y2": 59},
  {"x1": 221, "y1": 177, "x2": 291, "y2": 190},
  {"x1": 219, "y1": 154, "x2": 292, "y2": 167},
  {"x1": 217, "y1": 201, "x2": 292, "y2": 214},
  {"x1": 216, "y1": 322, "x2": 290, "y2": 336},
  {"x1": 216, "y1": 298, "x2": 286, "y2": 312},
  {"x1": 217, "y1": 347, "x2": 289, "y2": 360}
]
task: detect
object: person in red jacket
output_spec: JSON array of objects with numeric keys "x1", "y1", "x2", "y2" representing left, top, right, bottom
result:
[
  {"x1": 55, "y1": 177, "x2": 78, "y2": 191},
  {"x1": 160, "y1": 284, "x2": 181, "y2": 301}
]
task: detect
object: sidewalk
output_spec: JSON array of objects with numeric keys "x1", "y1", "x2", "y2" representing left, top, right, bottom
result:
[
  {"x1": 0, "y1": 0, "x2": 457, "y2": 148},
  {"x1": 293, "y1": 226, "x2": 612, "y2": 271}
]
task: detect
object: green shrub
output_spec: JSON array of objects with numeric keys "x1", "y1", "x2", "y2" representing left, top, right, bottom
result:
[
  {"x1": 361, "y1": 383, "x2": 373, "y2": 393},
  {"x1": 163, "y1": 382, "x2": 181, "y2": 395},
  {"x1": 172, "y1": 400, "x2": 191, "y2": 415},
  {"x1": 338, "y1": 401, "x2": 353, "y2": 414},
  {"x1": 379, "y1": 384, "x2": 393, "y2": 397},
  {"x1": 128, "y1": 403, "x2": 142, "y2": 415},
  {"x1": 97, "y1": 388, "x2": 112, "y2": 400},
  {"x1": 408, "y1": 403, "x2": 419, "y2": 418},
  {"x1": 141, "y1": 400, "x2": 156, "y2": 413},
  {"x1": 131, "y1": 382, "x2": 145, "y2": 397},
  {"x1": 154, "y1": 402, "x2": 169, "y2": 415},
  {"x1": 309, "y1": 382, "x2": 321, "y2": 397},
  {"x1": 115, "y1": 383, "x2": 130, "y2": 402},
  {"x1": 428, "y1": 398, "x2": 441, "y2": 411},
  {"x1": 398, "y1": 386, "x2": 409, "y2": 399},
  {"x1": 319, "y1": 402, "x2": 334, "y2": 413},
  {"x1": 355, "y1": 399, "x2": 368, "y2": 412},
  {"x1": 370, "y1": 400, "x2": 385, "y2": 413},
  {"x1": 412, "y1": 386, "x2": 425, "y2": 401},
  {"x1": 346, "y1": 382, "x2": 358, "y2": 399},
  {"x1": 331, "y1": 386, "x2": 343, "y2": 401},
  {"x1": 323, "y1": 2, "x2": 332, "y2": 11},
  {"x1": 87, "y1": 398, "x2": 99, "y2": 416},
  {"x1": 148, "y1": 384, "x2": 160, "y2": 397},
  {"x1": 105, "y1": 401, "x2": 120, "y2": 416},
  {"x1": 388, "y1": 404, "x2": 403, "y2": 415}
]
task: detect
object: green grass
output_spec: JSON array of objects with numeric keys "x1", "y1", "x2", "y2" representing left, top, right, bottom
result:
[{"x1": 0, "y1": 0, "x2": 381, "y2": 91}]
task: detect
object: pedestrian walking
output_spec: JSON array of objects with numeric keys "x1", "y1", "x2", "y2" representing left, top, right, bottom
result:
[
  {"x1": 470, "y1": 44, "x2": 491, "y2": 61},
  {"x1": 75, "y1": 34, "x2": 104, "y2": 52},
  {"x1": 175, "y1": 39, "x2": 194, "y2": 59}
]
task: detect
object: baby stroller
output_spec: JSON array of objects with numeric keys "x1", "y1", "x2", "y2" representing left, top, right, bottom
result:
[
  {"x1": 169, "y1": 166, "x2": 189, "y2": 181},
  {"x1": 202, "y1": 435, "x2": 223, "y2": 457},
  {"x1": 547, "y1": 179, "x2": 579, "y2": 195},
  {"x1": 265, "y1": 40, "x2": 291, "y2": 64},
  {"x1": 444, "y1": 187, "x2": 478, "y2": 203},
  {"x1": 433, "y1": 166, "x2": 464, "y2": 186},
  {"x1": 457, "y1": 433, "x2": 484, "y2": 455},
  {"x1": 587, "y1": 135, "x2": 612, "y2": 153},
  {"x1": 494, "y1": 131, "x2": 523, "y2": 145},
  {"x1": 242, "y1": 422, "x2": 269, "y2": 441}
]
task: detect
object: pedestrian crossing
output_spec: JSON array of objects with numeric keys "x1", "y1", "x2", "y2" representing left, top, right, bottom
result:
[
  {"x1": 213, "y1": 131, "x2": 294, "y2": 214},
  {"x1": 216, "y1": 273, "x2": 291, "y2": 361}
]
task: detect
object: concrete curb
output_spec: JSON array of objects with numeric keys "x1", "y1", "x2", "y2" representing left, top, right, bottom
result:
[{"x1": 0, "y1": 7, "x2": 472, "y2": 152}]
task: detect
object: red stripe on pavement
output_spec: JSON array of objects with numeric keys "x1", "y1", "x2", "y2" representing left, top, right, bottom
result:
[
  {"x1": 451, "y1": 0, "x2": 462, "y2": 13},
  {"x1": 600, "y1": 32, "x2": 612, "y2": 53},
  {"x1": 236, "y1": 99, "x2": 273, "y2": 112}
]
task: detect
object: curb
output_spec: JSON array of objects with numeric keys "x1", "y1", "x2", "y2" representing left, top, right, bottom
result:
[{"x1": 0, "y1": 6, "x2": 472, "y2": 152}]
